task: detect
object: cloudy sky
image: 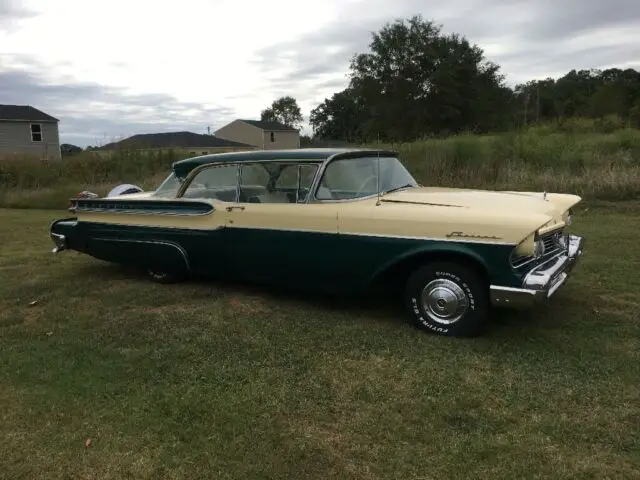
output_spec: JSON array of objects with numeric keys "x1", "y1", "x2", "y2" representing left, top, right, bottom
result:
[{"x1": 1, "y1": 0, "x2": 639, "y2": 147}]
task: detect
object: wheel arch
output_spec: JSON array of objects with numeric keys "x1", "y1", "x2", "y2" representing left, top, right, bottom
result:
[{"x1": 369, "y1": 245, "x2": 490, "y2": 291}]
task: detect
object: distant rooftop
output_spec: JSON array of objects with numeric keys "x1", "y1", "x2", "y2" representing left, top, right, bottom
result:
[
  {"x1": 0, "y1": 104, "x2": 59, "y2": 122},
  {"x1": 99, "y1": 131, "x2": 253, "y2": 150}
]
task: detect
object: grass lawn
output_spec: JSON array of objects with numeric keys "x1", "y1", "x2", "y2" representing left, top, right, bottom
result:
[{"x1": 0, "y1": 205, "x2": 638, "y2": 479}]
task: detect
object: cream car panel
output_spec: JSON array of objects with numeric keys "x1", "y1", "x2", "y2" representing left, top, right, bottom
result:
[{"x1": 226, "y1": 202, "x2": 338, "y2": 232}]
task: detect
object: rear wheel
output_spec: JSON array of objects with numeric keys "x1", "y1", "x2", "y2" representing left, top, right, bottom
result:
[{"x1": 404, "y1": 261, "x2": 489, "y2": 337}]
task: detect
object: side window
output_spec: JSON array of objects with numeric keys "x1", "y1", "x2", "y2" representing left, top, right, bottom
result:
[
  {"x1": 239, "y1": 164, "x2": 270, "y2": 202},
  {"x1": 272, "y1": 164, "x2": 319, "y2": 203},
  {"x1": 237, "y1": 162, "x2": 319, "y2": 204},
  {"x1": 181, "y1": 164, "x2": 239, "y2": 201},
  {"x1": 31, "y1": 124, "x2": 42, "y2": 142},
  {"x1": 274, "y1": 164, "x2": 299, "y2": 190}
]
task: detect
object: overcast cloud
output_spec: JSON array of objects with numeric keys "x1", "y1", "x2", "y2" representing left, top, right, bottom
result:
[{"x1": 1, "y1": 0, "x2": 639, "y2": 147}]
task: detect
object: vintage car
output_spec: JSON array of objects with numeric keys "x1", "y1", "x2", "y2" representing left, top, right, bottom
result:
[{"x1": 49, "y1": 148, "x2": 584, "y2": 337}]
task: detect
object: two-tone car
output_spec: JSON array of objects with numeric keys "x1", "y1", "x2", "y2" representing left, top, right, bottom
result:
[{"x1": 50, "y1": 148, "x2": 584, "y2": 337}]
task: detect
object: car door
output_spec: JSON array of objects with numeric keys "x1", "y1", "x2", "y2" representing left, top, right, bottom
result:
[
  {"x1": 177, "y1": 163, "x2": 239, "y2": 277},
  {"x1": 224, "y1": 162, "x2": 342, "y2": 291}
]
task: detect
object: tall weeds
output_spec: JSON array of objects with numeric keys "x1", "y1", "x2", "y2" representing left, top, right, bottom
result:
[{"x1": 1, "y1": 128, "x2": 639, "y2": 209}]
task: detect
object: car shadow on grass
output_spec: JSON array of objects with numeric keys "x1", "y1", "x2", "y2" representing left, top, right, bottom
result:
[{"x1": 67, "y1": 261, "x2": 564, "y2": 338}]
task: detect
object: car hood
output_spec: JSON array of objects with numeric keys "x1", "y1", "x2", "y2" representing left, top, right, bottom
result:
[{"x1": 381, "y1": 187, "x2": 581, "y2": 218}]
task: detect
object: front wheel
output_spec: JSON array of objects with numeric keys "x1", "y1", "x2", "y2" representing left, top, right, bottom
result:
[{"x1": 404, "y1": 261, "x2": 489, "y2": 337}]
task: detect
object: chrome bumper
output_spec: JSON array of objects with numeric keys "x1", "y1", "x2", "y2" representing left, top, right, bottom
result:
[
  {"x1": 51, "y1": 232, "x2": 67, "y2": 253},
  {"x1": 490, "y1": 234, "x2": 584, "y2": 308}
]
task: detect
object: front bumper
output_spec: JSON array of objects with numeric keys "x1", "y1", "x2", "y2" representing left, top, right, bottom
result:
[{"x1": 490, "y1": 234, "x2": 584, "y2": 308}]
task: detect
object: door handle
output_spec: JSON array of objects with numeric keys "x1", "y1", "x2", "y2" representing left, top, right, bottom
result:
[{"x1": 225, "y1": 205, "x2": 245, "y2": 212}]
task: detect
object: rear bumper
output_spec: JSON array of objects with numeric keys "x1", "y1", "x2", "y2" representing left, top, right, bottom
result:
[
  {"x1": 51, "y1": 232, "x2": 67, "y2": 253},
  {"x1": 490, "y1": 234, "x2": 584, "y2": 308},
  {"x1": 49, "y1": 218, "x2": 77, "y2": 253}
]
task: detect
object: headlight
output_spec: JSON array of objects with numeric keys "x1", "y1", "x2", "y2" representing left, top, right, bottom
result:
[{"x1": 533, "y1": 238, "x2": 545, "y2": 258}]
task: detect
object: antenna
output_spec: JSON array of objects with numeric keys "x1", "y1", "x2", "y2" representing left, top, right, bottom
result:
[{"x1": 376, "y1": 133, "x2": 381, "y2": 206}]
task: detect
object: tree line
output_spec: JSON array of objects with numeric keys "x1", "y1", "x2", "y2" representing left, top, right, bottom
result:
[{"x1": 260, "y1": 15, "x2": 640, "y2": 143}]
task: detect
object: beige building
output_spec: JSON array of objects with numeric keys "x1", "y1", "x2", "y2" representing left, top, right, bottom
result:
[
  {"x1": 215, "y1": 119, "x2": 300, "y2": 150},
  {"x1": 0, "y1": 104, "x2": 61, "y2": 160}
]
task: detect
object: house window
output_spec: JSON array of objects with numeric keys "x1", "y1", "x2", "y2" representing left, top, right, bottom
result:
[
  {"x1": 31, "y1": 124, "x2": 43, "y2": 142},
  {"x1": 270, "y1": 132, "x2": 275, "y2": 142}
]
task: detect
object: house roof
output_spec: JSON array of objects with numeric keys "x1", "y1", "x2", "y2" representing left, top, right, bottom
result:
[
  {"x1": 172, "y1": 148, "x2": 397, "y2": 178},
  {"x1": 99, "y1": 131, "x2": 254, "y2": 150},
  {"x1": 239, "y1": 119, "x2": 298, "y2": 132},
  {"x1": 0, "y1": 104, "x2": 59, "y2": 122}
]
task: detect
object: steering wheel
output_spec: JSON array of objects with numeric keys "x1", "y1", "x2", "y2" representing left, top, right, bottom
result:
[{"x1": 355, "y1": 175, "x2": 377, "y2": 197}]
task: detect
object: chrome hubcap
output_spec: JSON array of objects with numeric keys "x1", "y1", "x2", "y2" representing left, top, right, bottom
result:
[{"x1": 420, "y1": 279, "x2": 469, "y2": 324}]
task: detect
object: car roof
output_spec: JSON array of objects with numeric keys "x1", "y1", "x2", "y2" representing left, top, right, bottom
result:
[{"x1": 171, "y1": 148, "x2": 397, "y2": 178}]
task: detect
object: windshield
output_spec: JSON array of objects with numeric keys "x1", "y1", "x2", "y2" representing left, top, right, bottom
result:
[
  {"x1": 151, "y1": 172, "x2": 183, "y2": 198},
  {"x1": 316, "y1": 156, "x2": 418, "y2": 200}
]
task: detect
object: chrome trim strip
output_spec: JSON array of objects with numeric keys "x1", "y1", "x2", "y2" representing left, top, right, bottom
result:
[
  {"x1": 379, "y1": 198, "x2": 463, "y2": 207},
  {"x1": 72, "y1": 206, "x2": 214, "y2": 216},
  {"x1": 235, "y1": 163, "x2": 242, "y2": 202},
  {"x1": 76, "y1": 220, "x2": 224, "y2": 232},
  {"x1": 340, "y1": 229, "x2": 516, "y2": 245},
  {"x1": 93, "y1": 237, "x2": 191, "y2": 272},
  {"x1": 491, "y1": 234, "x2": 584, "y2": 308},
  {"x1": 224, "y1": 224, "x2": 517, "y2": 245},
  {"x1": 295, "y1": 163, "x2": 301, "y2": 203}
]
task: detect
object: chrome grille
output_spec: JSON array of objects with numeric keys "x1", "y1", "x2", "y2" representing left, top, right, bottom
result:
[
  {"x1": 511, "y1": 231, "x2": 566, "y2": 269},
  {"x1": 543, "y1": 234, "x2": 562, "y2": 256}
]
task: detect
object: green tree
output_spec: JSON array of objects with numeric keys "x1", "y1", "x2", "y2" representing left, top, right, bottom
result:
[
  {"x1": 309, "y1": 88, "x2": 366, "y2": 141},
  {"x1": 514, "y1": 68, "x2": 640, "y2": 126},
  {"x1": 260, "y1": 96, "x2": 303, "y2": 128},
  {"x1": 311, "y1": 15, "x2": 513, "y2": 141}
]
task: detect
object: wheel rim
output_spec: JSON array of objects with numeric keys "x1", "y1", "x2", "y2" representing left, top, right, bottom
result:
[{"x1": 420, "y1": 279, "x2": 469, "y2": 325}]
